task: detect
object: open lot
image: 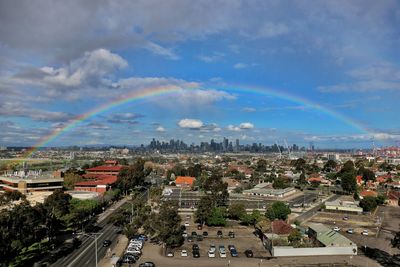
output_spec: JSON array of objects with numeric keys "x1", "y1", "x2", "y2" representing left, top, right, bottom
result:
[{"x1": 306, "y1": 211, "x2": 379, "y2": 236}]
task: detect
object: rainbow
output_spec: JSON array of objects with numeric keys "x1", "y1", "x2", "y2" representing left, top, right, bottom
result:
[{"x1": 23, "y1": 84, "x2": 371, "y2": 158}]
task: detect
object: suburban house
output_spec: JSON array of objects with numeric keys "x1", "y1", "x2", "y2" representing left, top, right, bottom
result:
[{"x1": 175, "y1": 176, "x2": 196, "y2": 187}]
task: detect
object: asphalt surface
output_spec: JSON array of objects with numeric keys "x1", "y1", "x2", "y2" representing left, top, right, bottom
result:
[
  {"x1": 52, "y1": 220, "x2": 120, "y2": 267},
  {"x1": 51, "y1": 192, "x2": 145, "y2": 267},
  {"x1": 295, "y1": 194, "x2": 340, "y2": 222}
]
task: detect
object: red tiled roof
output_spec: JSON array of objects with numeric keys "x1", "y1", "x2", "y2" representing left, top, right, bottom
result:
[
  {"x1": 75, "y1": 176, "x2": 117, "y2": 186},
  {"x1": 86, "y1": 165, "x2": 124, "y2": 172},
  {"x1": 307, "y1": 177, "x2": 322, "y2": 182},
  {"x1": 271, "y1": 220, "x2": 293, "y2": 235},
  {"x1": 82, "y1": 174, "x2": 117, "y2": 180},
  {"x1": 175, "y1": 176, "x2": 195, "y2": 186},
  {"x1": 360, "y1": 190, "x2": 378, "y2": 197}
]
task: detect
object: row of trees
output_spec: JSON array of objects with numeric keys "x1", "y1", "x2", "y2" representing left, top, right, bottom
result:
[
  {"x1": 0, "y1": 189, "x2": 106, "y2": 266},
  {"x1": 0, "y1": 158, "x2": 151, "y2": 266}
]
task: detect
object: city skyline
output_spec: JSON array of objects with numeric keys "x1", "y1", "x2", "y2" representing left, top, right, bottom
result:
[{"x1": 1, "y1": 1, "x2": 400, "y2": 148}]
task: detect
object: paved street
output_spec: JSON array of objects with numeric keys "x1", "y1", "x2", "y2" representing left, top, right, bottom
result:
[{"x1": 50, "y1": 196, "x2": 132, "y2": 267}]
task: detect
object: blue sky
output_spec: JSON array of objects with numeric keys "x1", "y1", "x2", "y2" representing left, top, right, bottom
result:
[{"x1": 0, "y1": 0, "x2": 399, "y2": 148}]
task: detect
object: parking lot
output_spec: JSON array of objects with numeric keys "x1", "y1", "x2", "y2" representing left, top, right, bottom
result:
[{"x1": 177, "y1": 214, "x2": 270, "y2": 259}]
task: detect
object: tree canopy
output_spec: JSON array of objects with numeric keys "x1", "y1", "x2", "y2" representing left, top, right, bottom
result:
[{"x1": 266, "y1": 201, "x2": 291, "y2": 221}]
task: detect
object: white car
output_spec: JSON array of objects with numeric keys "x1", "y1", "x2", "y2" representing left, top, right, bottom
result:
[
  {"x1": 333, "y1": 227, "x2": 340, "y2": 232},
  {"x1": 219, "y1": 251, "x2": 227, "y2": 258},
  {"x1": 181, "y1": 250, "x2": 188, "y2": 257},
  {"x1": 347, "y1": 228, "x2": 354, "y2": 234},
  {"x1": 184, "y1": 222, "x2": 190, "y2": 227},
  {"x1": 182, "y1": 232, "x2": 188, "y2": 238},
  {"x1": 208, "y1": 250, "x2": 215, "y2": 258},
  {"x1": 362, "y1": 230, "x2": 369, "y2": 236},
  {"x1": 209, "y1": 244, "x2": 216, "y2": 253}
]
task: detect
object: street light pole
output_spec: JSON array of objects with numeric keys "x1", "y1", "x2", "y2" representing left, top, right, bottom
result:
[{"x1": 81, "y1": 232, "x2": 101, "y2": 267}]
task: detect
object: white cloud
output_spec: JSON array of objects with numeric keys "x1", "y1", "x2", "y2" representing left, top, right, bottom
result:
[
  {"x1": 239, "y1": 122, "x2": 254, "y2": 129},
  {"x1": 257, "y1": 22, "x2": 289, "y2": 38},
  {"x1": 145, "y1": 42, "x2": 180, "y2": 60},
  {"x1": 156, "y1": 126, "x2": 166, "y2": 132},
  {"x1": 227, "y1": 125, "x2": 241, "y2": 131},
  {"x1": 178, "y1": 119, "x2": 204, "y2": 129},
  {"x1": 227, "y1": 122, "x2": 254, "y2": 131},
  {"x1": 233, "y1": 63, "x2": 247, "y2": 69},
  {"x1": 197, "y1": 52, "x2": 224, "y2": 63},
  {"x1": 319, "y1": 62, "x2": 400, "y2": 93},
  {"x1": 242, "y1": 107, "x2": 256, "y2": 112},
  {"x1": 233, "y1": 62, "x2": 257, "y2": 69},
  {"x1": 41, "y1": 48, "x2": 128, "y2": 87}
]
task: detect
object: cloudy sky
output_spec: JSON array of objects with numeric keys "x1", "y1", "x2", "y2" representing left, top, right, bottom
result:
[{"x1": 0, "y1": 0, "x2": 399, "y2": 148}]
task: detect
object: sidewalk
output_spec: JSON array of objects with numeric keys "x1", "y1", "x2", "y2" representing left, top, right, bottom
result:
[{"x1": 99, "y1": 235, "x2": 129, "y2": 267}]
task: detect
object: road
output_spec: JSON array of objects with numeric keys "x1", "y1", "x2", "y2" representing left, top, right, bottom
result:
[
  {"x1": 51, "y1": 190, "x2": 147, "y2": 267},
  {"x1": 295, "y1": 194, "x2": 340, "y2": 222}
]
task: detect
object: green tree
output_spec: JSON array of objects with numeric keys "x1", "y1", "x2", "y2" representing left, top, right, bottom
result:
[
  {"x1": 266, "y1": 201, "x2": 291, "y2": 221},
  {"x1": 63, "y1": 172, "x2": 83, "y2": 190},
  {"x1": 43, "y1": 189, "x2": 72, "y2": 219},
  {"x1": 342, "y1": 160, "x2": 355, "y2": 173},
  {"x1": 391, "y1": 231, "x2": 400, "y2": 249},
  {"x1": 298, "y1": 173, "x2": 307, "y2": 185},
  {"x1": 376, "y1": 194, "x2": 386, "y2": 205},
  {"x1": 154, "y1": 201, "x2": 184, "y2": 247},
  {"x1": 288, "y1": 229, "x2": 302, "y2": 243},
  {"x1": 359, "y1": 196, "x2": 378, "y2": 212},
  {"x1": 206, "y1": 207, "x2": 226, "y2": 226},
  {"x1": 241, "y1": 210, "x2": 263, "y2": 225},
  {"x1": 294, "y1": 158, "x2": 307, "y2": 172},
  {"x1": 323, "y1": 160, "x2": 337, "y2": 172},
  {"x1": 203, "y1": 171, "x2": 229, "y2": 206},
  {"x1": 361, "y1": 168, "x2": 376, "y2": 183},
  {"x1": 340, "y1": 172, "x2": 357, "y2": 193},
  {"x1": 117, "y1": 158, "x2": 150, "y2": 195},
  {"x1": 272, "y1": 177, "x2": 288, "y2": 189},
  {"x1": 195, "y1": 196, "x2": 213, "y2": 225},
  {"x1": 227, "y1": 203, "x2": 246, "y2": 220}
]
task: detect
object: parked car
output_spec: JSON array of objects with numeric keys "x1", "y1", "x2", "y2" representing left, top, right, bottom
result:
[
  {"x1": 228, "y1": 245, "x2": 234, "y2": 251},
  {"x1": 193, "y1": 250, "x2": 200, "y2": 258},
  {"x1": 197, "y1": 224, "x2": 203, "y2": 230},
  {"x1": 347, "y1": 228, "x2": 354, "y2": 234},
  {"x1": 184, "y1": 222, "x2": 190, "y2": 227},
  {"x1": 102, "y1": 240, "x2": 112, "y2": 247},
  {"x1": 228, "y1": 231, "x2": 235, "y2": 238},
  {"x1": 343, "y1": 216, "x2": 349, "y2": 221},
  {"x1": 166, "y1": 250, "x2": 174, "y2": 257},
  {"x1": 362, "y1": 229, "x2": 369, "y2": 236},
  {"x1": 181, "y1": 250, "x2": 188, "y2": 257},
  {"x1": 191, "y1": 231, "x2": 197, "y2": 236},
  {"x1": 230, "y1": 248, "x2": 238, "y2": 257},
  {"x1": 333, "y1": 226, "x2": 340, "y2": 232},
  {"x1": 187, "y1": 236, "x2": 193, "y2": 242},
  {"x1": 217, "y1": 230, "x2": 223, "y2": 238},
  {"x1": 209, "y1": 244, "x2": 216, "y2": 253},
  {"x1": 245, "y1": 249, "x2": 254, "y2": 258},
  {"x1": 203, "y1": 231, "x2": 208, "y2": 237},
  {"x1": 208, "y1": 250, "x2": 216, "y2": 258},
  {"x1": 192, "y1": 244, "x2": 199, "y2": 251},
  {"x1": 219, "y1": 245, "x2": 226, "y2": 258},
  {"x1": 139, "y1": 262, "x2": 155, "y2": 267},
  {"x1": 182, "y1": 231, "x2": 188, "y2": 238},
  {"x1": 121, "y1": 254, "x2": 136, "y2": 264}
]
